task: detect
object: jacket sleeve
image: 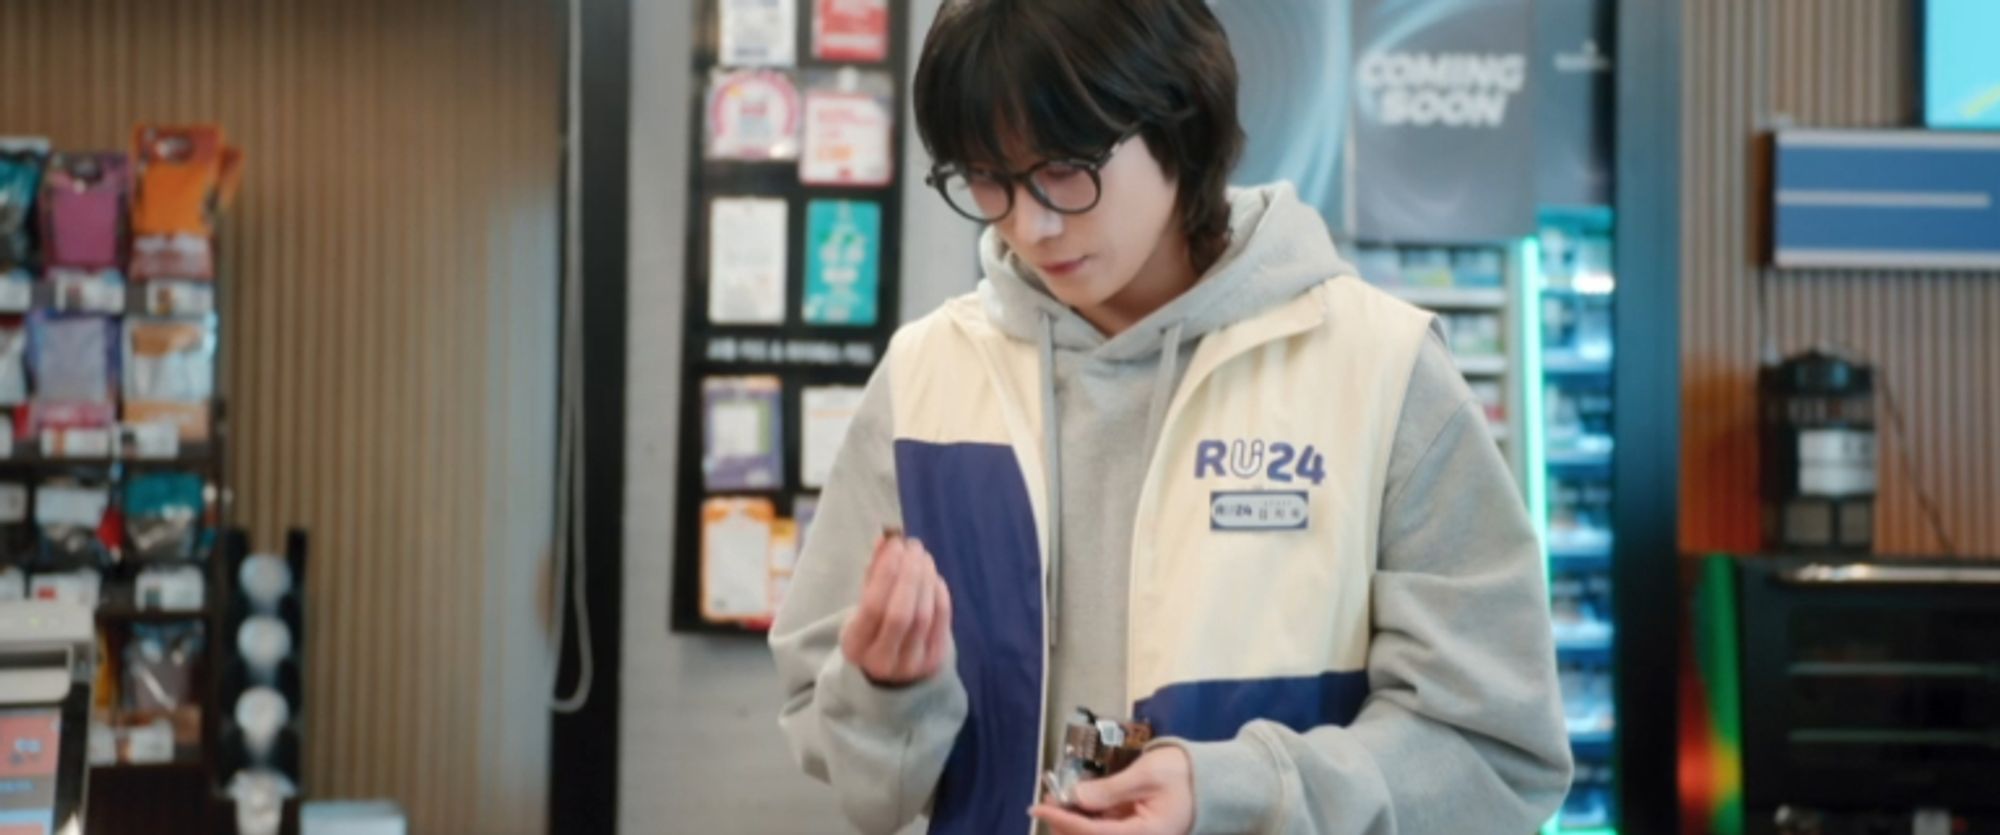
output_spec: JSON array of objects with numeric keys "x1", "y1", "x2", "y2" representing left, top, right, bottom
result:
[
  {"x1": 1165, "y1": 334, "x2": 1574, "y2": 834},
  {"x1": 768, "y1": 363, "x2": 970, "y2": 835}
]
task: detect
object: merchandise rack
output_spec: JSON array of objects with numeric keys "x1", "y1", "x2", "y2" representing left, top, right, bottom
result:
[
  {"x1": 70, "y1": 233, "x2": 237, "y2": 834},
  {"x1": 671, "y1": 0, "x2": 913, "y2": 635}
]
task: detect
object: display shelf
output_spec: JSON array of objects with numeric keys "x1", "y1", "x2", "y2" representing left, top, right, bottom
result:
[
  {"x1": 30, "y1": 162, "x2": 237, "y2": 835},
  {"x1": 1549, "y1": 538, "x2": 1612, "y2": 559},
  {"x1": 1540, "y1": 283, "x2": 1616, "y2": 299},
  {"x1": 1557, "y1": 633, "x2": 1615, "y2": 653},
  {"x1": 121, "y1": 441, "x2": 222, "y2": 468},
  {"x1": 95, "y1": 607, "x2": 214, "y2": 624},
  {"x1": 1570, "y1": 729, "x2": 1614, "y2": 752},
  {"x1": 1549, "y1": 545, "x2": 1611, "y2": 573},
  {"x1": 1546, "y1": 448, "x2": 1614, "y2": 469},
  {"x1": 1543, "y1": 351, "x2": 1613, "y2": 376},
  {"x1": 89, "y1": 761, "x2": 207, "y2": 775},
  {"x1": 1454, "y1": 354, "x2": 1508, "y2": 376},
  {"x1": 1557, "y1": 637, "x2": 1615, "y2": 665},
  {"x1": 1547, "y1": 528, "x2": 1613, "y2": 553},
  {"x1": 1385, "y1": 284, "x2": 1508, "y2": 309},
  {"x1": 1531, "y1": 222, "x2": 1622, "y2": 729}
]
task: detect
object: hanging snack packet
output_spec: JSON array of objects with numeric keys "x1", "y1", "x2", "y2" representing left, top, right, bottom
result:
[
  {"x1": 0, "y1": 320, "x2": 27, "y2": 406},
  {"x1": 31, "y1": 312, "x2": 117, "y2": 404},
  {"x1": 35, "y1": 474, "x2": 112, "y2": 569},
  {"x1": 129, "y1": 124, "x2": 242, "y2": 281},
  {"x1": 0, "y1": 139, "x2": 49, "y2": 270},
  {"x1": 30, "y1": 313, "x2": 118, "y2": 456},
  {"x1": 0, "y1": 481, "x2": 31, "y2": 565},
  {"x1": 124, "y1": 621, "x2": 207, "y2": 755},
  {"x1": 131, "y1": 125, "x2": 222, "y2": 236},
  {"x1": 125, "y1": 471, "x2": 205, "y2": 562},
  {"x1": 123, "y1": 317, "x2": 215, "y2": 442},
  {"x1": 40, "y1": 152, "x2": 129, "y2": 270}
]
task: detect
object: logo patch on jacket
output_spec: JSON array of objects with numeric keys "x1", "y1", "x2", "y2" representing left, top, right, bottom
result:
[
  {"x1": 1195, "y1": 439, "x2": 1323, "y2": 532},
  {"x1": 1210, "y1": 490, "x2": 1310, "y2": 531}
]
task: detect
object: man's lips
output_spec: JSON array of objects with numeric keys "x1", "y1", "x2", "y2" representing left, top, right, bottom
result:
[{"x1": 1040, "y1": 256, "x2": 1088, "y2": 276}]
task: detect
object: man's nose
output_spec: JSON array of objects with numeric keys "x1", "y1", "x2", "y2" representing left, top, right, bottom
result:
[{"x1": 1005, "y1": 184, "x2": 1063, "y2": 244}]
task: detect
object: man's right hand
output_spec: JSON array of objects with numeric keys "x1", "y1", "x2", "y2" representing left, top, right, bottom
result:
[{"x1": 841, "y1": 530, "x2": 954, "y2": 687}]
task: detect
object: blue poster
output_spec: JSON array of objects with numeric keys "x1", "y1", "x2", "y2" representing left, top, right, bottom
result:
[
  {"x1": 803, "y1": 200, "x2": 880, "y2": 327},
  {"x1": 1349, "y1": 0, "x2": 1536, "y2": 242}
]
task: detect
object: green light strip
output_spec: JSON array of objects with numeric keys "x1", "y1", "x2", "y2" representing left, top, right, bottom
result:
[
  {"x1": 1520, "y1": 237, "x2": 1549, "y2": 569},
  {"x1": 1520, "y1": 236, "x2": 1560, "y2": 835}
]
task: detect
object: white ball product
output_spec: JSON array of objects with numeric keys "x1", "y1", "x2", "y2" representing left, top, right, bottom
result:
[
  {"x1": 228, "y1": 768, "x2": 298, "y2": 835},
  {"x1": 238, "y1": 553, "x2": 292, "y2": 613},
  {"x1": 237, "y1": 615, "x2": 293, "y2": 681},
  {"x1": 234, "y1": 686, "x2": 290, "y2": 762}
]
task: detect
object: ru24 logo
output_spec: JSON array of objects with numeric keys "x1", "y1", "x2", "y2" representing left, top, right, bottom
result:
[{"x1": 1194, "y1": 439, "x2": 1326, "y2": 485}]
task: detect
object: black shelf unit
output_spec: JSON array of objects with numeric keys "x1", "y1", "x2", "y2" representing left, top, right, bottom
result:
[
  {"x1": 670, "y1": 0, "x2": 912, "y2": 635},
  {"x1": 1734, "y1": 557, "x2": 2000, "y2": 834},
  {"x1": 59, "y1": 234, "x2": 232, "y2": 834},
  {"x1": 211, "y1": 527, "x2": 309, "y2": 835},
  {"x1": 93, "y1": 607, "x2": 214, "y2": 624}
]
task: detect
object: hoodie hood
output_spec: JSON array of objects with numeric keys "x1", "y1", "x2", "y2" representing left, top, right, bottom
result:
[
  {"x1": 966, "y1": 181, "x2": 1358, "y2": 653},
  {"x1": 978, "y1": 181, "x2": 1354, "y2": 361}
]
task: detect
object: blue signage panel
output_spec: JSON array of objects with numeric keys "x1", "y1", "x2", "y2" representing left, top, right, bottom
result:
[{"x1": 1772, "y1": 130, "x2": 2000, "y2": 270}]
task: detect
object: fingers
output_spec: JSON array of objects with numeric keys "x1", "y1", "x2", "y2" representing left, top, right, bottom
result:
[
  {"x1": 843, "y1": 532, "x2": 955, "y2": 686},
  {"x1": 862, "y1": 529, "x2": 889, "y2": 585},
  {"x1": 896, "y1": 555, "x2": 937, "y2": 680},
  {"x1": 840, "y1": 535, "x2": 904, "y2": 651},
  {"x1": 923, "y1": 575, "x2": 953, "y2": 672},
  {"x1": 1028, "y1": 803, "x2": 1097, "y2": 834},
  {"x1": 868, "y1": 538, "x2": 923, "y2": 659},
  {"x1": 1028, "y1": 803, "x2": 1155, "y2": 835},
  {"x1": 1044, "y1": 749, "x2": 1195, "y2": 834},
  {"x1": 1069, "y1": 763, "x2": 1157, "y2": 814}
]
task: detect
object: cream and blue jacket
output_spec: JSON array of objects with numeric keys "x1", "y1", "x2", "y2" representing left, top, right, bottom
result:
[{"x1": 773, "y1": 185, "x2": 1573, "y2": 834}]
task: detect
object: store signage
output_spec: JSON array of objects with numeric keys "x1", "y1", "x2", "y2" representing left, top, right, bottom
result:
[
  {"x1": 1534, "y1": 0, "x2": 1614, "y2": 207},
  {"x1": 1772, "y1": 130, "x2": 2000, "y2": 270},
  {"x1": 704, "y1": 335, "x2": 879, "y2": 367},
  {"x1": 1357, "y1": 52, "x2": 1525, "y2": 129},
  {"x1": 1349, "y1": 0, "x2": 1535, "y2": 242}
]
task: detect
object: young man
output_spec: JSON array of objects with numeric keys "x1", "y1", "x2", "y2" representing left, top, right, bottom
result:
[{"x1": 770, "y1": 0, "x2": 1573, "y2": 832}]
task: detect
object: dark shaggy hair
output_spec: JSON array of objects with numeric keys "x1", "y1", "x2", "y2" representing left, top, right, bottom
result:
[{"x1": 912, "y1": 0, "x2": 1245, "y2": 273}]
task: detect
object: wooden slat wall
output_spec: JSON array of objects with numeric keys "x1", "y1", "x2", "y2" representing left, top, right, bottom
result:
[
  {"x1": 0, "y1": 2, "x2": 562, "y2": 832},
  {"x1": 1679, "y1": 0, "x2": 2000, "y2": 557}
]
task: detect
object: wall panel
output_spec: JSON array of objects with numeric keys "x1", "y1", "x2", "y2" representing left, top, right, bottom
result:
[{"x1": 1680, "y1": 0, "x2": 1998, "y2": 557}]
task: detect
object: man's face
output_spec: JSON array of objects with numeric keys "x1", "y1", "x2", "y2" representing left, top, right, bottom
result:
[{"x1": 989, "y1": 137, "x2": 1181, "y2": 311}]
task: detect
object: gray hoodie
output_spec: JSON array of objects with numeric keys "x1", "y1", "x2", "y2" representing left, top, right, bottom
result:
[{"x1": 771, "y1": 183, "x2": 1572, "y2": 834}]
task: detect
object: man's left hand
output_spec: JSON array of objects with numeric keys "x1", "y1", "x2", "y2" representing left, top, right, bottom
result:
[{"x1": 1030, "y1": 746, "x2": 1196, "y2": 835}]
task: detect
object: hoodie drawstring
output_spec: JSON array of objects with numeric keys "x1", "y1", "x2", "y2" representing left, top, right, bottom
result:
[
  {"x1": 1039, "y1": 313, "x2": 1063, "y2": 651},
  {"x1": 1143, "y1": 320, "x2": 1186, "y2": 467}
]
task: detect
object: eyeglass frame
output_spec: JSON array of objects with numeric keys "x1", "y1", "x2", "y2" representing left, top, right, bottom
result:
[{"x1": 923, "y1": 133, "x2": 1136, "y2": 223}]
